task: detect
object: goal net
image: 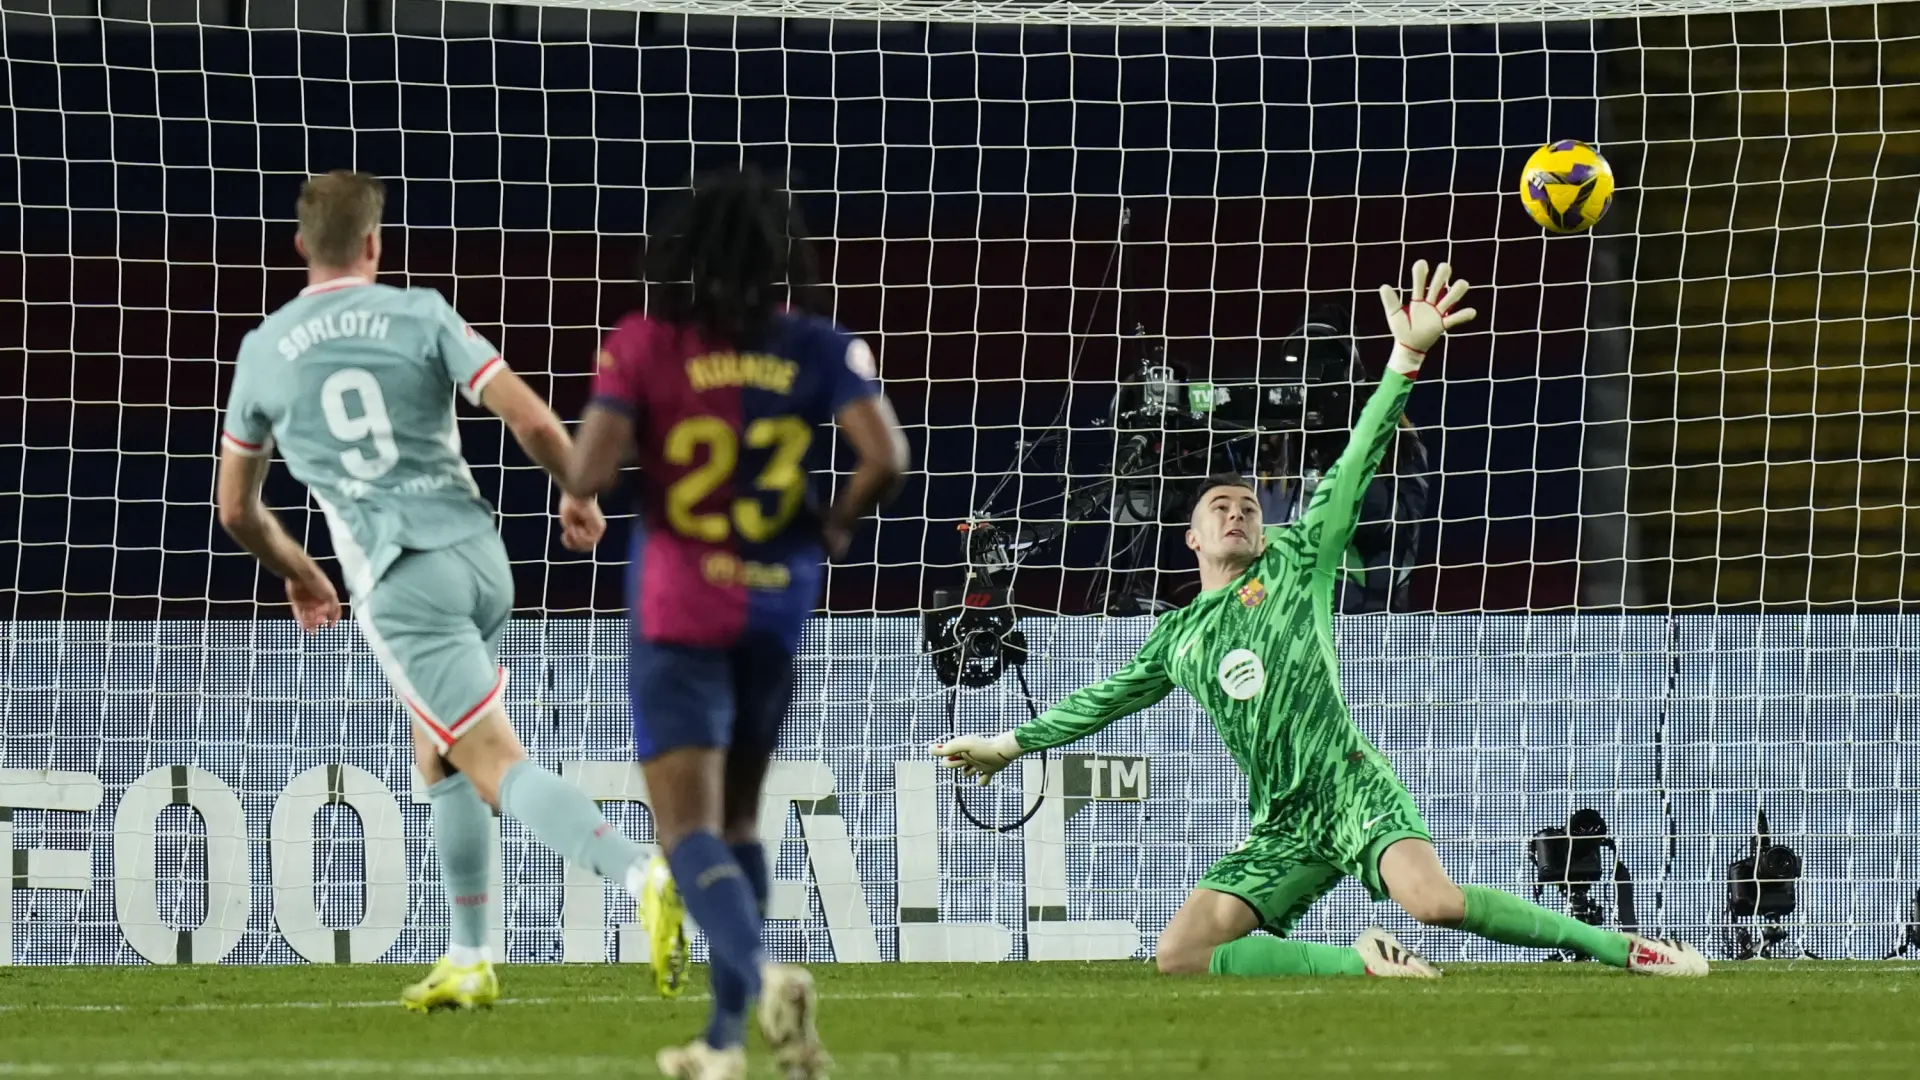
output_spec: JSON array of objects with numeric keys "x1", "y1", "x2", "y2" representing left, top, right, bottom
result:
[{"x1": 2, "y1": 0, "x2": 1915, "y2": 966}]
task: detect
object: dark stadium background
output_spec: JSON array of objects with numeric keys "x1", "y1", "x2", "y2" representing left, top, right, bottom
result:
[{"x1": 0, "y1": 14, "x2": 1611, "y2": 620}]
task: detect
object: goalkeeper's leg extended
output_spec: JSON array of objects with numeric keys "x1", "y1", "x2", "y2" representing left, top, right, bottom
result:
[
  {"x1": 1155, "y1": 835, "x2": 1436, "y2": 978},
  {"x1": 1329, "y1": 758, "x2": 1707, "y2": 977},
  {"x1": 1375, "y1": 838, "x2": 1708, "y2": 976}
]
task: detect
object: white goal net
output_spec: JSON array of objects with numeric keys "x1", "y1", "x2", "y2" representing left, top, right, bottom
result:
[{"x1": 2, "y1": 0, "x2": 1916, "y2": 967}]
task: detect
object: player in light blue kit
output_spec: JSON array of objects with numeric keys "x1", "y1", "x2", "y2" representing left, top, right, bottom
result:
[{"x1": 216, "y1": 171, "x2": 654, "y2": 1009}]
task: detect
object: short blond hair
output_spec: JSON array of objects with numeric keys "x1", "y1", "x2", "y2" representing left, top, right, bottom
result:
[{"x1": 297, "y1": 171, "x2": 385, "y2": 267}]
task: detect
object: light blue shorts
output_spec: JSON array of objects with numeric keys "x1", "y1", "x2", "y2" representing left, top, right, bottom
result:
[{"x1": 357, "y1": 534, "x2": 514, "y2": 751}]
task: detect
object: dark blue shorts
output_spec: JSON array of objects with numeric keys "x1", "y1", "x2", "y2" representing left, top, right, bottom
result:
[{"x1": 629, "y1": 633, "x2": 796, "y2": 761}]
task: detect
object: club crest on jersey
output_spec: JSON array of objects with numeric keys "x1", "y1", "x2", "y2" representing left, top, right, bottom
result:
[
  {"x1": 1218, "y1": 648, "x2": 1265, "y2": 701},
  {"x1": 1237, "y1": 579, "x2": 1266, "y2": 608}
]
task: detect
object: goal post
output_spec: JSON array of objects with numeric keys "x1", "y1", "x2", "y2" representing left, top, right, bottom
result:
[
  {"x1": 1, "y1": 0, "x2": 1915, "y2": 966},
  {"x1": 508, "y1": 0, "x2": 1876, "y2": 28}
]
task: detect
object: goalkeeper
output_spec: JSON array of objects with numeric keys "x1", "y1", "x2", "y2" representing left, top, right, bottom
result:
[{"x1": 935, "y1": 261, "x2": 1708, "y2": 980}]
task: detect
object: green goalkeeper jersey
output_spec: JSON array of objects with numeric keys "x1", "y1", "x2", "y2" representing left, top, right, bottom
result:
[{"x1": 1013, "y1": 371, "x2": 1415, "y2": 829}]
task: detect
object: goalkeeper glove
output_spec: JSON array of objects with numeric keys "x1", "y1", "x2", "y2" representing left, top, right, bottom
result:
[
  {"x1": 931, "y1": 732, "x2": 1024, "y2": 784},
  {"x1": 1377, "y1": 259, "x2": 1477, "y2": 378}
]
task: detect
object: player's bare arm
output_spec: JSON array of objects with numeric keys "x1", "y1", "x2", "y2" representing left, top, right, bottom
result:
[
  {"x1": 214, "y1": 444, "x2": 341, "y2": 633},
  {"x1": 820, "y1": 393, "x2": 910, "y2": 558},
  {"x1": 477, "y1": 367, "x2": 605, "y2": 552},
  {"x1": 564, "y1": 397, "x2": 633, "y2": 500}
]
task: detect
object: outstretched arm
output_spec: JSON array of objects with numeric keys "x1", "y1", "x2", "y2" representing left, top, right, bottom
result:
[
  {"x1": 1295, "y1": 260, "x2": 1474, "y2": 574},
  {"x1": 1013, "y1": 648, "x2": 1176, "y2": 752},
  {"x1": 934, "y1": 632, "x2": 1174, "y2": 783},
  {"x1": 1293, "y1": 374, "x2": 1416, "y2": 574}
]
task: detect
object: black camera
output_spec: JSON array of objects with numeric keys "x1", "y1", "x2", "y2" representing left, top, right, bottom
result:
[
  {"x1": 922, "y1": 521, "x2": 1030, "y2": 690},
  {"x1": 1527, "y1": 808, "x2": 1637, "y2": 959},
  {"x1": 1104, "y1": 318, "x2": 1365, "y2": 526},
  {"x1": 1244, "y1": 319, "x2": 1361, "y2": 439},
  {"x1": 923, "y1": 582, "x2": 1026, "y2": 690},
  {"x1": 921, "y1": 520, "x2": 1049, "y2": 834},
  {"x1": 1724, "y1": 807, "x2": 1807, "y2": 959}
]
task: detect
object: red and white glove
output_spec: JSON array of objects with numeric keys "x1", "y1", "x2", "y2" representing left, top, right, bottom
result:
[
  {"x1": 931, "y1": 732, "x2": 1024, "y2": 785},
  {"x1": 1377, "y1": 259, "x2": 1477, "y2": 378}
]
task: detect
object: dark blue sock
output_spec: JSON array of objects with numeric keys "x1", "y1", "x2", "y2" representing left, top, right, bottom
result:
[
  {"x1": 703, "y1": 841, "x2": 771, "y2": 1046},
  {"x1": 668, "y1": 831, "x2": 763, "y2": 1050},
  {"x1": 731, "y1": 842, "x2": 769, "y2": 914}
]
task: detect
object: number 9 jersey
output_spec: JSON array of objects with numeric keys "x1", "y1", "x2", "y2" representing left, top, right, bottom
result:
[
  {"x1": 220, "y1": 277, "x2": 505, "y2": 598},
  {"x1": 590, "y1": 311, "x2": 880, "y2": 652}
]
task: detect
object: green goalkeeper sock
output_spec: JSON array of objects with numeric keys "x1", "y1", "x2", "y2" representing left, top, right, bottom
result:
[
  {"x1": 1459, "y1": 884, "x2": 1631, "y2": 967},
  {"x1": 1208, "y1": 937, "x2": 1367, "y2": 977}
]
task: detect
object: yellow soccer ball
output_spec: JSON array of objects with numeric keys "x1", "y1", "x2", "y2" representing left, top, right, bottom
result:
[{"x1": 1519, "y1": 140, "x2": 1614, "y2": 234}]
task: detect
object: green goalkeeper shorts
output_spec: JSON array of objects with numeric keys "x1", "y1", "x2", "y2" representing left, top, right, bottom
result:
[{"x1": 1196, "y1": 758, "x2": 1431, "y2": 937}]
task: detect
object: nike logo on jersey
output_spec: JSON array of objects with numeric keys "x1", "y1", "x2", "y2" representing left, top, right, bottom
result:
[
  {"x1": 1177, "y1": 636, "x2": 1200, "y2": 659},
  {"x1": 1361, "y1": 813, "x2": 1391, "y2": 832}
]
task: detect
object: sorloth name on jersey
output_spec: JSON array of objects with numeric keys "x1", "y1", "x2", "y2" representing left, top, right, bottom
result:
[{"x1": 275, "y1": 311, "x2": 392, "y2": 361}]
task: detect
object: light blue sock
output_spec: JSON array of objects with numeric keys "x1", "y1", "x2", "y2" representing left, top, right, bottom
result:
[
  {"x1": 426, "y1": 773, "x2": 493, "y2": 954},
  {"x1": 497, "y1": 760, "x2": 643, "y2": 881}
]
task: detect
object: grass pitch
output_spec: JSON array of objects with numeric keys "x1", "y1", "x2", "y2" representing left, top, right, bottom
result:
[{"x1": 0, "y1": 961, "x2": 1914, "y2": 1077}]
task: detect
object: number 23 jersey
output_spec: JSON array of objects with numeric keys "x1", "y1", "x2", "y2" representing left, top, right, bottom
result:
[
  {"x1": 589, "y1": 311, "x2": 879, "y2": 651},
  {"x1": 220, "y1": 278, "x2": 505, "y2": 598}
]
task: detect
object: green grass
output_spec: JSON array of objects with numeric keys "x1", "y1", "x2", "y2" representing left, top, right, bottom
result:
[{"x1": 0, "y1": 961, "x2": 1915, "y2": 1077}]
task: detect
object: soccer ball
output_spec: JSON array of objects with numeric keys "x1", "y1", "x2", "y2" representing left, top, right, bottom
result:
[{"x1": 1518, "y1": 140, "x2": 1614, "y2": 234}]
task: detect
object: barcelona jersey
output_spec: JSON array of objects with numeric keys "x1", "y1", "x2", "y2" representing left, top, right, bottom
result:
[{"x1": 589, "y1": 311, "x2": 879, "y2": 650}]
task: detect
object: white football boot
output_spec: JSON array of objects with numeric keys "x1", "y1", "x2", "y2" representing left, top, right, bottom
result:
[
  {"x1": 655, "y1": 1040, "x2": 746, "y2": 1080},
  {"x1": 759, "y1": 963, "x2": 832, "y2": 1080},
  {"x1": 1354, "y1": 927, "x2": 1442, "y2": 978},
  {"x1": 1625, "y1": 934, "x2": 1709, "y2": 977}
]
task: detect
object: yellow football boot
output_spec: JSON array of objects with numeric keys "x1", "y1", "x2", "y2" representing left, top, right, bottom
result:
[
  {"x1": 400, "y1": 955, "x2": 500, "y2": 1012},
  {"x1": 641, "y1": 854, "x2": 689, "y2": 999}
]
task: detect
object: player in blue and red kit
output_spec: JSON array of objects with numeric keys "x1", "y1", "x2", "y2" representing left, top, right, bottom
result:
[{"x1": 565, "y1": 168, "x2": 909, "y2": 1080}]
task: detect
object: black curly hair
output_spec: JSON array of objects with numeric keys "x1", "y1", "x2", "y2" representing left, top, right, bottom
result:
[{"x1": 646, "y1": 165, "x2": 820, "y2": 346}]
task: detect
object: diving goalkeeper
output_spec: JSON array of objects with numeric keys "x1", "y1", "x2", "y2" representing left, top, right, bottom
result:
[{"x1": 934, "y1": 261, "x2": 1708, "y2": 980}]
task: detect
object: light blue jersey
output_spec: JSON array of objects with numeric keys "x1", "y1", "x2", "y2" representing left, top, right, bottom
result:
[{"x1": 220, "y1": 277, "x2": 508, "y2": 596}]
